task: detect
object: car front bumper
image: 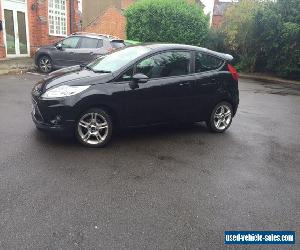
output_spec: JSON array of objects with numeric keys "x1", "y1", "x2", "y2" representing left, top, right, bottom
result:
[
  {"x1": 31, "y1": 112, "x2": 75, "y2": 135},
  {"x1": 31, "y1": 96, "x2": 76, "y2": 135}
]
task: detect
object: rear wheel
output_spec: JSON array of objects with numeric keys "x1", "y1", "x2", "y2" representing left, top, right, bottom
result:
[
  {"x1": 206, "y1": 102, "x2": 233, "y2": 133},
  {"x1": 38, "y1": 55, "x2": 53, "y2": 73},
  {"x1": 75, "y1": 108, "x2": 113, "y2": 147}
]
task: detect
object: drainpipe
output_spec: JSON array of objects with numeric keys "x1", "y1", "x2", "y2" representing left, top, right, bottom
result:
[{"x1": 69, "y1": 0, "x2": 74, "y2": 34}]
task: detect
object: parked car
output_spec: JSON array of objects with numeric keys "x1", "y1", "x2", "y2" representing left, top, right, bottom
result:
[
  {"x1": 34, "y1": 32, "x2": 125, "y2": 73},
  {"x1": 31, "y1": 44, "x2": 239, "y2": 147}
]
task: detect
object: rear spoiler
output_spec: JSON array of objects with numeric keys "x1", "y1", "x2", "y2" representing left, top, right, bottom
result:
[
  {"x1": 199, "y1": 47, "x2": 233, "y2": 62},
  {"x1": 220, "y1": 53, "x2": 233, "y2": 62},
  {"x1": 110, "y1": 39, "x2": 125, "y2": 43}
]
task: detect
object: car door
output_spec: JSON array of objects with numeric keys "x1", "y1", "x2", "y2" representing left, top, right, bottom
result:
[
  {"x1": 190, "y1": 51, "x2": 225, "y2": 119},
  {"x1": 121, "y1": 50, "x2": 195, "y2": 126},
  {"x1": 52, "y1": 36, "x2": 81, "y2": 67},
  {"x1": 75, "y1": 37, "x2": 106, "y2": 65}
]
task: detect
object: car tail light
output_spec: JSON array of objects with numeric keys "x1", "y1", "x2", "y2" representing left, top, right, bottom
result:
[{"x1": 228, "y1": 64, "x2": 239, "y2": 81}]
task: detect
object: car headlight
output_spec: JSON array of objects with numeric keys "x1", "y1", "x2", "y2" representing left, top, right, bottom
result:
[{"x1": 42, "y1": 85, "x2": 90, "y2": 99}]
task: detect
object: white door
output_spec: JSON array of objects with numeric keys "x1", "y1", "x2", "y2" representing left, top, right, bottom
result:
[{"x1": 2, "y1": 0, "x2": 30, "y2": 57}]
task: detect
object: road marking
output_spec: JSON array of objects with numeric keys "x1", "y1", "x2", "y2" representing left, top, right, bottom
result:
[{"x1": 27, "y1": 72, "x2": 45, "y2": 76}]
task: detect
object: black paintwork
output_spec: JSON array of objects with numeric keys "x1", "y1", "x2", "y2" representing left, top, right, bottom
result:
[{"x1": 31, "y1": 44, "x2": 239, "y2": 134}]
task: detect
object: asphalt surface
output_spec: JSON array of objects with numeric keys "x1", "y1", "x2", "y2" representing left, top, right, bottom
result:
[{"x1": 0, "y1": 73, "x2": 299, "y2": 249}]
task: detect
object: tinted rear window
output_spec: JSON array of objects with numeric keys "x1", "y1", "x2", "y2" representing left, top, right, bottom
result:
[
  {"x1": 111, "y1": 41, "x2": 125, "y2": 49},
  {"x1": 195, "y1": 52, "x2": 224, "y2": 72}
]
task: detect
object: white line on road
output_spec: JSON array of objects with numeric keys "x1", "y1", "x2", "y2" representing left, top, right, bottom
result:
[{"x1": 26, "y1": 72, "x2": 45, "y2": 76}]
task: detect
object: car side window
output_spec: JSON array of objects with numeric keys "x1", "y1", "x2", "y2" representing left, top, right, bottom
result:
[
  {"x1": 136, "y1": 51, "x2": 191, "y2": 78},
  {"x1": 61, "y1": 37, "x2": 80, "y2": 49},
  {"x1": 79, "y1": 37, "x2": 99, "y2": 49},
  {"x1": 97, "y1": 39, "x2": 103, "y2": 48},
  {"x1": 195, "y1": 52, "x2": 224, "y2": 72},
  {"x1": 116, "y1": 67, "x2": 133, "y2": 82}
]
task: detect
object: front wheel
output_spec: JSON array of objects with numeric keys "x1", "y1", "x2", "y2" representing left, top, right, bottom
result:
[
  {"x1": 75, "y1": 108, "x2": 113, "y2": 147},
  {"x1": 206, "y1": 102, "x2": 233, "y2": 133}
]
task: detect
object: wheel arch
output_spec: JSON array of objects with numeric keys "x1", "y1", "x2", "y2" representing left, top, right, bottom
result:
[
  {"x1": 212, "y1": 98, "x2": 237, "y2": 117},
  {"x1": 76, "y1": 104, "x2": 120, "y2": 128}
]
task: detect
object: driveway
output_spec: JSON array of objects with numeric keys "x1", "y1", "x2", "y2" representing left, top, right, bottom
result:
[{"x1": 0, "y1": 73, "x2": 299, "y2": 249}]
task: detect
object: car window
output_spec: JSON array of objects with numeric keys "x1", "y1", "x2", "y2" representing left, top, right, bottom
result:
[
  {"x1": 88, "y1": 46, "x2": 151, "y2": 72},
  {"x1": 61, "y1": 37, "x2": 80, "y2": 49},
  {"x1": 195, "y1": 52, "x2": 224, "y2": 72},
  {"x1": 79, "y1": 37, "x2": 99, "y2": 49},
  {"x1": 117, "y1": 67, "x2": 133, "y2": 82},
  {"x1": 97, "y1": 39, "x2": 103, "y2": 48},
  {"x1": 136, "y1": 51, "x2": 191, "y2": 78},
  {"x1": 111, "y1": 41, "x2": 125, "y2": 49}
]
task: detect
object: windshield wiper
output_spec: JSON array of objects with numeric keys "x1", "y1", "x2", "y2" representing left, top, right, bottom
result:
[
  {"x1": 85, "y1": 65, "x2": 94, "y2": 71},
  {"x1": 93, "y1": 70, "x2": 112, "y2": 73},
  {"x1": 84, "y1": 65, "x2": 111, "y2": 74}
]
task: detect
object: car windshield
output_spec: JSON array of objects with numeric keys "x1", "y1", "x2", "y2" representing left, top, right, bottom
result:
[{"x1": 87, "y1": 46, "x2": 151, "y2": 73}]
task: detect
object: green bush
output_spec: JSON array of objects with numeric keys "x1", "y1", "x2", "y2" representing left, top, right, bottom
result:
[
  {"x1": 125, "y1": 0, "x2": 209, "y2": 46},
  {"x1": 207, "y1": 0, "x2": 300, "y2": 80}
]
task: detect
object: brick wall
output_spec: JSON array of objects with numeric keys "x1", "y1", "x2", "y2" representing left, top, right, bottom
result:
[
  {"x1": 212, "y1": 15, "x2": 223, "y2": 28},
  {"x1": 83, "y1": 0, "x2": 134, "y2": 39},
  {"x1": 0, "y1": 3, "x2": 5, "y2": 58},
  {"x1": 28, "y1": 0, "x2": 80, "y2": 56}
]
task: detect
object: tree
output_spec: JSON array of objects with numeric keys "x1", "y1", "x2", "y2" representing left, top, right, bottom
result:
[
  {"x1": 217, "y1": 0, "x2": 300, "y2": 79},
  {"x1": 125, "y1": 0, "x2": 209, "y2": 46}
]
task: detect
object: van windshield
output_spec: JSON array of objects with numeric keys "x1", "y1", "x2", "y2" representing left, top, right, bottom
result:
[{"x1": 87, "y1": 46, "x2": 151, "y2": 73}]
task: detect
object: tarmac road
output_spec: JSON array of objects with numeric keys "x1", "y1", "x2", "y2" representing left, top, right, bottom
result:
[{"x1": 0, "y1": 73, "x2": 299, "y2": 249}]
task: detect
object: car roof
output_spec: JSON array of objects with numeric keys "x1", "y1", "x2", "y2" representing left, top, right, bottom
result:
[
  {"x1": 71, "y1": 32, "x2": 124, "y2": 41},
  {"x1": 142, "y1": 43, "x2": 233, "y2": 61}
]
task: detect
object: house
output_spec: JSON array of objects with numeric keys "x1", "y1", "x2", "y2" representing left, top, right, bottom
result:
[
  {"x1": 0, "y1": 0, "x2": 81, "y2": 59},
  {"x1": 82, "y1": 0, "x2": 134, "y2": 39},
  {"x1": 212, "y1": 0, "x2": 237, "y2": 28},
  {"x1": 82, "y1": 0, "x2": 205, "y2": 40}
]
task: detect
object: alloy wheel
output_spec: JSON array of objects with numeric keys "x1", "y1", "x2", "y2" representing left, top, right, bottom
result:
[
  {"x1": 213, "y1": 104, "x2": 232, "y2": 130},
  {"x1": 39, "y1": 56, "x2": 52, "y2": 73},
  {"x1": 77, "y1": 112, "x2": 109, "y2": 145}
]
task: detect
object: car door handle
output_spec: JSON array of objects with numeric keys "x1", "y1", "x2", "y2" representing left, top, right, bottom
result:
[
  {"x1": 179, "y1": 82, "x2": 191, "y2": 86},
  {"x1": 68, "y1": 52, "x2": 75, "y2": 54}
]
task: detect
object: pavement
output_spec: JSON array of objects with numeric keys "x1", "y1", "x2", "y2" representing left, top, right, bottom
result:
[
  {"x1": 0, "y1": 57, "x2": 35, "y2": 75},
  {"x1": 239, "y1": 73, "x2": 300, "y2": 85},
  {"x1": 0, "y1": 73, "x2": 299, "y2": 249}
]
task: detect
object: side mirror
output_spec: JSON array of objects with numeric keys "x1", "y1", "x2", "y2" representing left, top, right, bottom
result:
[
  {"x1": 56, "y1": 43, "x2": 63, "y2": 50},
  {"x1": 132, "y1": 73, "x2": 149, "y2": 83}
]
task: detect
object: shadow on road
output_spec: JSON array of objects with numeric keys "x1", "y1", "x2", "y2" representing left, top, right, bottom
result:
[{"x1": 31, "y1": 122, "x2": 210, "y2": 148}]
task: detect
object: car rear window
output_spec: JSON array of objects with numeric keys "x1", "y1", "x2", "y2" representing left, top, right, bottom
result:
[
  {"x1": 111, "y1": 40, "x2": 125, "y2": 49},
  {"x1": 195, "y1": 52, "x2": 224, "y2": 72}
]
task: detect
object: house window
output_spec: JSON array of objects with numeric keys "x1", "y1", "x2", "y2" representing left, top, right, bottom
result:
[{"x1": 48, "y1": 0, "x2": 67, "y2": 36}]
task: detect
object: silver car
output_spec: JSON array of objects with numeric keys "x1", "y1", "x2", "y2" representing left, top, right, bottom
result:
[{"x1": 34, "y1": 32, "x2": 125, "y2": 73}]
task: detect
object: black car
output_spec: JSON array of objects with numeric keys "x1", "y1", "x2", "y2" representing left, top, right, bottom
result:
[
  {"x1": 31, "y1": 44, "x2": 239, "y2": 147},
  {"x1": 34, "y1": 33, "x2": 125, "y2": 73}
]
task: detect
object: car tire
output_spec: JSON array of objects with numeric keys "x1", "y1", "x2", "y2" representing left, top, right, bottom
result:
[
  {"x1": 75, "y1": 108, "x2": 113, "y2": 148},
  {"x1": 38, "y1": 55, "x2": 53, "y2": 73},
  {"x1": 206, "y1": 101, "x2": 233, "y2": 133}
]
